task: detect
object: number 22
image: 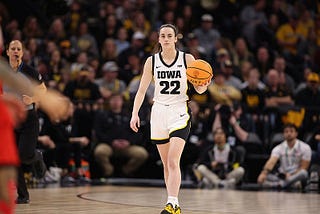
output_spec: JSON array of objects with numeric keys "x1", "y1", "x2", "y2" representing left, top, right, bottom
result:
[{"x1": 159, "y1": 81, "x2": 180, "y2": 94}]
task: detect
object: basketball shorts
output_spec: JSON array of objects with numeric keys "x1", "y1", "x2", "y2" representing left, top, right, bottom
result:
[
  {"x1": 150, "y1": 102, "x2": 191, "y2": 144},
  {"x1": 0, "y1": 100, "x2": 19, "y2": 166}
]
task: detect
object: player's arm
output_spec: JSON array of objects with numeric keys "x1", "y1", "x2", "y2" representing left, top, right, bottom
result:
[
  {"x1": 130, "y1": 56, "x2": 153, "y2": 132},
  {"x1": 185, "y1": 54, "x2": 211, "y2": 94}
]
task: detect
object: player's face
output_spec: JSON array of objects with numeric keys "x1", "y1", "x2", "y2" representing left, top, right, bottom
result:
[
  {"x1": 159, "y1": 27, "x2": 177, "y2": 49},
  {"x1": 283, "y1": 127, "x2": 297, "y2": 141},
  {"x1": 7, "y1": 40, "x2": 23, "y2": 62}
]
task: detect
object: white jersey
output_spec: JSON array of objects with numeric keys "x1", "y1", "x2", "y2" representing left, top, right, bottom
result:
[
  {"x1": 271, "y1": 139, "x2": 311, "y2": 174},
  {"x1": 152, "y1": 51, "x2": 189, "y2": 105}
]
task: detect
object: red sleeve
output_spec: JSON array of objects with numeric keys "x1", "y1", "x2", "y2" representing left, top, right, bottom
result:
[
  {"x1": 0, "y1": 81, "x2": 3, "y2": 95},
  {"x1": 0, "y1": 100, "x2": 19, "y2": 166}
]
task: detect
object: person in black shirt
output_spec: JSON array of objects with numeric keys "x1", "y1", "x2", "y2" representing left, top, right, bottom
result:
[
  {"x1": 93, "y1": 93, "x2": 148, "y2": 177},
  {"x1": 5, "y1": 40, "x2": 47, "y2": 204},
  {"x1": 241, "y1": 68, "x2": 265, "y2": 137}
]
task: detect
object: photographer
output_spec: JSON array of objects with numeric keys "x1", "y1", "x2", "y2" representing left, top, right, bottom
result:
[{"x1": 193, "y1": 127, "x2": 245, "y2": 189}]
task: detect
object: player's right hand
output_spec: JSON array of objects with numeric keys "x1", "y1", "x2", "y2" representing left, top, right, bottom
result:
[{"x1": 130, "y1": 115, "x2": 140, "y2": 132}]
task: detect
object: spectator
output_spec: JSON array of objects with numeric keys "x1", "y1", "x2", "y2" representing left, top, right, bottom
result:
[
  {"x1": 93, "y1": 93, "x2": 148, "y2": 177},
  {"x1": 40, "y1": 102, "x2": 91, "y2": 186},
  {"x1": 273, "y1": 56, "x2": 295, "y2": 93},
  {"x1": 294, "y1": 67, "x2": 316, "y2": 94},
  {"x1": 239, "y1": 0, "x2": 268, "y2": 50},
  {"x1": 264, "y1": 69, "x2": 294, "y2": 138},
  {"x1": 114, "y1": 27, "x2": 130, "y2": 55},
  {"x1": 192, "y1": 14, "x2": 221, "y2": 60},
  {"x1": 22, "y1": 16, "x2": 43, "y2": 40},
  {"x1": 221, "y1": 59, "x2": 242, "y2": 90},
  {"x1": 265, "y1": 69, "x2": 294, "y2": 107},
  {"x1": 94, "y1": 61, "x2": 127, "y2": 101},
  {"x1": 193, "y1": 127, "x2": 245, "y2": 189},
  {"x1": 117, "y1": 31, "x2": 147, "y2": 70},
  {"x1": 100, "y1": 38, "x2": 118, "y2": 62},
  {"x1": 208, "y1": 71, "x2": 242, "y2": 107},
  {"x1": 253, "y1": 46, "x2": 273, "y2": 77},
  {"x1": 275, "y1": 12, "x2": 305, "y2": 60},
  {"x1": 241, "y1": 68, "x2": 266, "y2": 135},
  {"x1": 257, "y1": 123, "x2": 311, "y2": 190},
  {"x1": 295, "y1": 72, "x2": 320, "y2": 135},
  {"x1": 70, "y1": 21, "x2": 99, "y2": 58},
  {"x1": 119, "y1": 53, "x2": 142, "y2": 85},
  {"x1": 232, "y1": 37, "x2": 255, "y2": 68},
  {"x1": 63, "y1": 68, "x2": 101, "y2": 102}
]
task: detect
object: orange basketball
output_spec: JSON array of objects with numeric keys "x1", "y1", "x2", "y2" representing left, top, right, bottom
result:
[{"x1": 186, "y1": 59, "x2": 213, "y2": 86}]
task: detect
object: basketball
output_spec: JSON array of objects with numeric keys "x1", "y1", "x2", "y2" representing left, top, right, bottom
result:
[{"x1": 186, "y1": 59, "x2": 213, "y2": 86}]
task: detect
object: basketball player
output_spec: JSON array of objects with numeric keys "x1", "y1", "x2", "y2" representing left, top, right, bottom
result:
[
  {"x1": 130, "y1": 24, "x2": 211, "y2": 214},
  {"x1": 0, "y1": 95, "x2": 25, "y2": 214},
  {"x1": 4, "y1": 40, "x2": 47, "y2": 204}
]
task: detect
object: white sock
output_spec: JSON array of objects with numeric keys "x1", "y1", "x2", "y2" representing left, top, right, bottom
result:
[{"x1": 167, "y1": 196, "x2": 179, "y2": 207}]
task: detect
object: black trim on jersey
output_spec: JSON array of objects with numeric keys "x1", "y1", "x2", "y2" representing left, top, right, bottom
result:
[
  {"x1": 183, "y1": 52, "x2": 187, "y2": 69},
  {"x1": 152, "y1": 54, "x2": 155, "y2": 76},
  {"x1": 159, "y1": 50, "x2": 179, "y2": 68}
]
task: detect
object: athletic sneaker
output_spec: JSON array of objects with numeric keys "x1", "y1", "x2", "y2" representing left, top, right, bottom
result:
[
  {"x1": 174, "y1": 205, "x2": 181, "y2": 214},
  {"x1": 160, "y1": 203, "x2": 175, "y2": 214}
]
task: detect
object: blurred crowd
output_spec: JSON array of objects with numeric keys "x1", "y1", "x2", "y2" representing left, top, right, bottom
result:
[{"x1": 1, "y1": 0, "x2": 320, "y2": 189}]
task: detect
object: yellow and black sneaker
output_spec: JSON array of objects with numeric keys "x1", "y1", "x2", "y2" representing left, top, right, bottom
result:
[
  {"x1": 160, "y1": 203, "x2": 175, "y2": 214},
  {"x1": 174, "y1": 205, "x2": 181, "y2": 214}
]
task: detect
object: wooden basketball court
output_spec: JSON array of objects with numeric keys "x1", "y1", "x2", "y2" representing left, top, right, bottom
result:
[{"x1": 15, "y1": 184, "x2": 320, "y2": 214}]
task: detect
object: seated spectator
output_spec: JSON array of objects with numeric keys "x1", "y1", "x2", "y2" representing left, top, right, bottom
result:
[
  {"x1": 95, "y1": 61, "x2": 127, "y2": 101},
  {"x1": 232, "y1": 37, "x2": 254, "y2": 69},
  {"x1": 214, "y1": 102, "x2": 264, "y2": 162},
  {"x1": 257, "y1": 124, "x2": 311, "y2": 190},
  {"x1": 93, "y1": 93, "x2": 148, "y2": 177},
  {"x1": 221, "y1": 59, "x2": 242, "y2": 90},
  {"x1": 63, "y1": 68, "x2": 102, "y2": 102},
  {"x1": 192, "y1": 14, "x2": 221, "y2": 60},
  {"x1": 295, "y1": 72, "x2": 320, "y2": 134},
  {"x1": 39, "y1": 102, "x2": 91, "y2": 186},
  {"x1": 253, "y1": 46, "x2": 273, "y2": 77},
  {"x1": 208, "y1": 71, "x2": 242, "y2": 107},
  {"x1": 193, "y1": 127, "x2": 245, "y2": 189},
  {"x1": 264, "y1": 69, "x2": 294, "y2": 136},
  {"x1": 294, "y1": 67, "x2": 314, "y2": 95},
  {"x1": 273, "y1": 56, "x2": 295, "y2": 94},
  {"x1": 241, "y1": 68, "x2": 266, "y2": 135}
]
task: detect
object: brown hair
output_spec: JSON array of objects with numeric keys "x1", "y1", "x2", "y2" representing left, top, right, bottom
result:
[{"x1": 153, "y1": 24, "x2": 180, "y2": 53}]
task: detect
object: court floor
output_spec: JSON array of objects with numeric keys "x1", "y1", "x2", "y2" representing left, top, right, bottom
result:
[{"x1": 15, "y1": 184, "x2": 320, "y2": 214}]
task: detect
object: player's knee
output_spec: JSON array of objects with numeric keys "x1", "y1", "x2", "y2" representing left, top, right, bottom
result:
[{"x1": 167, "y1": 158, "x2": 179, "y2": 171}]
